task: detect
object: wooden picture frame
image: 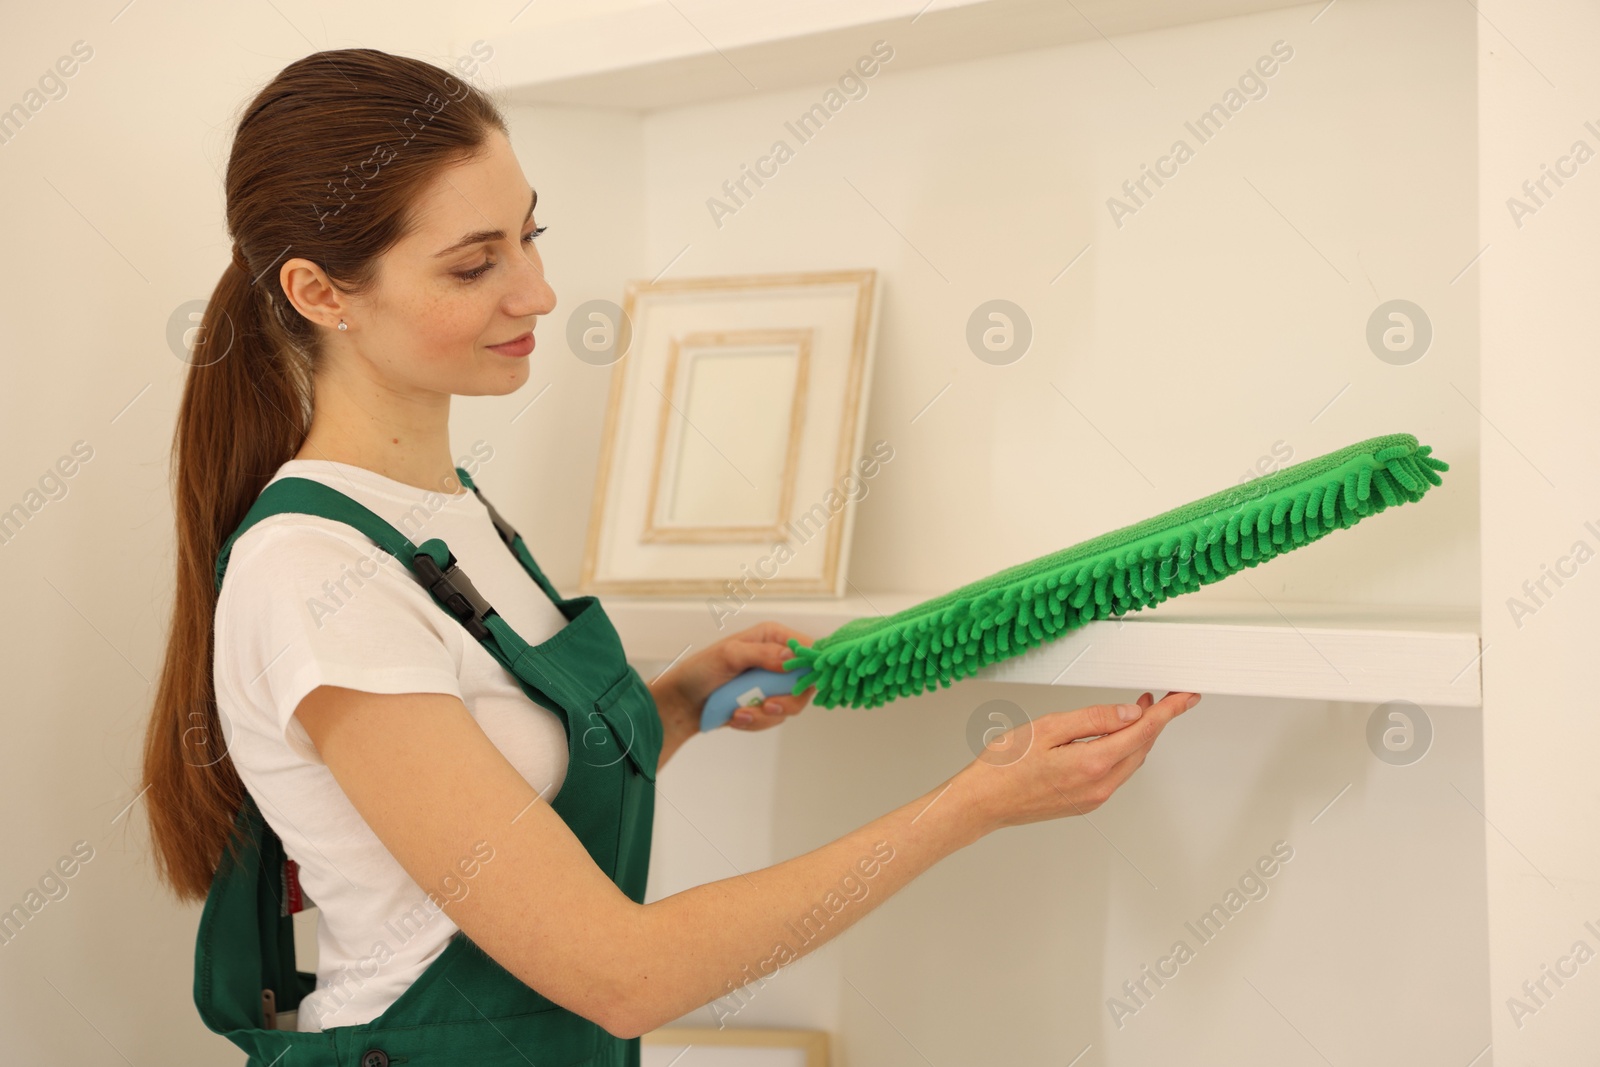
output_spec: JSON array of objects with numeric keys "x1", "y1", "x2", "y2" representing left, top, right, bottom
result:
[
  {"x1": 579, "y1": 269, "x2": 881, "y2": 598},
  {"x1": 641, "y1": 1025, "x2": 830, "y2": 1066}
]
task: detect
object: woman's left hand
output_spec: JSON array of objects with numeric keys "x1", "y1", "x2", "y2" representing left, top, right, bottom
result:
[{"x1": 658, "y1": 621, "x2": 818, "y2": 732}]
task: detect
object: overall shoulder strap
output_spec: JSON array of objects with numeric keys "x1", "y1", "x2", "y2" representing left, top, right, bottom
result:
[
  {"x1": 454, "y1": 465, "x2": 516, "y2": 547},
  {"x1": 453, "y1": 466, "x2": 565, "y2": 606},
  {"x1": 215, "y1": 475, "x2": 507, "y2": 652},
  {"x1": 215, "y1": 477, "x2": 419, "y2": 595}
]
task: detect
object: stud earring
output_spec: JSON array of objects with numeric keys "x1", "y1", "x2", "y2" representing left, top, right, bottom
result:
[{"x1": 337, "y1": 319, "x2": 347, "y2": 331}]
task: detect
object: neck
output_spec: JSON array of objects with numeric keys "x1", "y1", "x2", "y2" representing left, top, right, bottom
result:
[{"x1": 294, "y1": 368, "x2": 463, "y2": 496}]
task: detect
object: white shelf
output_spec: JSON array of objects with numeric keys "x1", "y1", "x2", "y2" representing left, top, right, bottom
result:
[
  {"x1": 485, "y1": 0, "x2": 1301, "y2": 112},
  {"x1": 604, "y1": 592, "x2": 1482, "y2": 707}
]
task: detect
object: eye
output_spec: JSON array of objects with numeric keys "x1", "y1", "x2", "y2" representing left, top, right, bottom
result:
[{"x1": 454, "y1": 225, "x2": 548, "y2": 283}]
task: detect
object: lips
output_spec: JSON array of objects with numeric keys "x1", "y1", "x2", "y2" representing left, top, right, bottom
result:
[{"x1": 488, "y1": 331, "x2": 535, "y2": 357}]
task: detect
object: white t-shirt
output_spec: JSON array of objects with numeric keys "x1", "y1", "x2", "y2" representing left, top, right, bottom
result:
[{"x1": 212, "y1": 458, "x2": 572, "y2": 1032}]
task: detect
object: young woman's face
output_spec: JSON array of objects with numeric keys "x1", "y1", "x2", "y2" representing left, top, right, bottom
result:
[{"x1": 316, "y1": 128, "x2": 557, "y2": 397}]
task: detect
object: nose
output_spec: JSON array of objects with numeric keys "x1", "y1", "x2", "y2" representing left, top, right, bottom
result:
[{"x1": 510, "y1": 251, "x2": 556, "y2": 319}]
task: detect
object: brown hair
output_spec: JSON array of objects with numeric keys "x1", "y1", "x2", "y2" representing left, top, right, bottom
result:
[{"x1": 142, "y1": 48, "x2": 508, "y2": 902}]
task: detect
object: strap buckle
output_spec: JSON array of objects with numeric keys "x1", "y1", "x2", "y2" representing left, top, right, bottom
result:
[{"x1": 412, "y1": 551, "x2": 495, "y2": 641}]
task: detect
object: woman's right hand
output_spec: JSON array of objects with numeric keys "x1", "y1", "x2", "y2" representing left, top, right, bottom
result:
[{"x1": 958, "y1": 690, "x2": 1202, "y2": 833}]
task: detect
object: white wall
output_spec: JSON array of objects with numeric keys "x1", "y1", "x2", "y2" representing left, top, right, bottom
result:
[
  {"x1": 10, "y1": 0, "x2": 1581, "y2": 1063},
  {"x1": 1478, "y1": 2, "x2": 1600, "y2": 1062}
]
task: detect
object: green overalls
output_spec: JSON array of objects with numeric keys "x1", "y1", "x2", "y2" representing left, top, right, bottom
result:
[{"x1": 194, "y1": 467, "x2": 664, "y2": 1066}]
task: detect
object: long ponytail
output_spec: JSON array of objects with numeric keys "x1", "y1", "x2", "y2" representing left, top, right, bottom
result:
[{"x1": 142, "y1": 47, "x2": 508, "y2": 901}]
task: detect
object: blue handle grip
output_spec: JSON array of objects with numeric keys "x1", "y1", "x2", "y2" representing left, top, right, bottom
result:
[{"x1": 700, "y1": 667, "x2": 809, "y2": 731}]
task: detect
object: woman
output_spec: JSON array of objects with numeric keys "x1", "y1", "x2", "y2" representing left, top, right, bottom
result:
[{"x1": 141, "y1": 47, "x2": 1201, "y2": 1066}]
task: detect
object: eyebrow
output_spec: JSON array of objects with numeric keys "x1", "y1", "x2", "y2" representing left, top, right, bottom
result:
[{"x1": 432, "y1": 188, "x2": 538, "y2": 258}]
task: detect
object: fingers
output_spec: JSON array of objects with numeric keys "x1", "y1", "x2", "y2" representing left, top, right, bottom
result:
[
  {"x1": 732, "y1": 682, "x2": 817, "y2": 726},
  {"x1": 718, "y1": 623, "x2": 818, "y2": 731},
  {"x1": 1100, "y1": 694, "x2": 1203, "y2": 777},
  {"x1": 1025, "y1": 691, "x2": 1199, "y2": 815},
  {"x1": 1058, "y1": 690, "x2": 1196, "y2": 749},
  {"x1": 736, "y1": 620, "x2": 816, "y2": 649},
  {"x1": 732, "y1": 622, "x2": 816, "y2": 670},
  {"x1": 1055, "y1": 698, "x2": 1157, "y2": 744},
  {"x1": 721, "y1": 636, "x2": 785, "y2": 674}
]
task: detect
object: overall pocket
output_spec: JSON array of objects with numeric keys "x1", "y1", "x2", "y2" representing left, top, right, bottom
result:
[{"x1": 587, "y1": 668, "x2": 660, "y2": 783}]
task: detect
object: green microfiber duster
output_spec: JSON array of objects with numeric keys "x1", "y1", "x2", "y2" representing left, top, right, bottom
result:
[{"x1": 779, "y1": 432, "x2": 1449, "y2": 709}]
